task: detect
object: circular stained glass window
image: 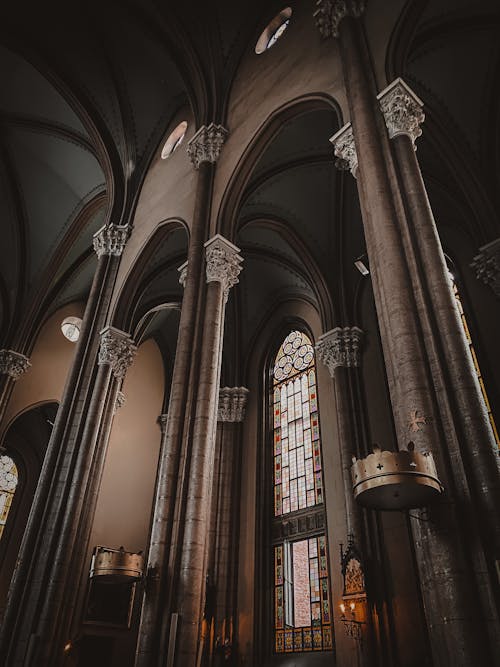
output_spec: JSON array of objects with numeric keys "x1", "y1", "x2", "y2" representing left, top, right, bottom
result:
[
  {"x1": 161, "y1": 121, "x2": 188, "y2": 159},
  {"x1": 255, "y1": 8, "x2": 292, "y2": 55}
]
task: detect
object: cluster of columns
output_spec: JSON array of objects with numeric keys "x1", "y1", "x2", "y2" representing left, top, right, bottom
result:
[
  {"x1": 135, "y1": 124, "x2": 245, "y2": 667},
  {"x1": 314, "y1": 2, "x2": 500, "y2": 665}
]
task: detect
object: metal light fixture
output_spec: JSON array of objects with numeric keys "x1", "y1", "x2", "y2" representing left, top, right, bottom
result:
[
  {"x1": 339, "y1": 535, "x2": 366, "y2": 641},
  {"x1": 89, "y1": 546, "x2": 143, "y2": 582},
  {"x1": 61, "y1": 316, "x2": 82, "y2": 342},
  {"x1": 339, "y1": 600, "x2": 364, "y2": 640}
]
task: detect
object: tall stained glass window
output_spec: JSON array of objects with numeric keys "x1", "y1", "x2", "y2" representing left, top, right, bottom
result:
[
  {"x1": 0, "y1": 454, "x2": 18, "y2": 540},
  {"x1": 448, "y1": 270, "x2": 499, "y2": 447},
  {"x1": 271, "y1": 330, "x2": 333, "y2": 654}
]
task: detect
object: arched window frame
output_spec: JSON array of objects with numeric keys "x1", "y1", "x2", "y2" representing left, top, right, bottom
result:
[
  {"x1": 0, "y1": 454, "x2": 19, "y2": 541},
  {"x1": 263, "y1": 326, "x2": 334, "y2": 656}
]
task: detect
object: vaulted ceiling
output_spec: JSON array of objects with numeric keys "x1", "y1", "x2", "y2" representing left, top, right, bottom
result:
[{"x1": 0, "y1": 0, "x2": 498, "y2": 368}]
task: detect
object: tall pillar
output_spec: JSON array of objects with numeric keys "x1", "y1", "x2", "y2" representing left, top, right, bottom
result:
[
  {"x1": 135, "y1": 124, "x2": 229, "y2": 667},
  {"x1": 0, "y1": 223, "x2": 130, "y2": 666},
  {"x1": 378, "y1": 78, "x2": 500, "y2": 613},
  {"x1": 0, "y1": 350, "x2": 31, "y2": 433},
  {"x1": 205, "y1": 387, "x2": 249, "y2": 666},
  {"x1": 314, "y1": 2, "x2": 498, "y2": 664},
  {"x1": 172, "y1": 236, "x2": 242, "y2": 667}
]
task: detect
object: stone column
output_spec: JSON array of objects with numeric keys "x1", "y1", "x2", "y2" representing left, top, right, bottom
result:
[
  {"x1": 172, "y1": 236, "x2": 242, "y2": 667},
  {"x1": 378, "y1": 78, "x2": 500, "y2": 609},
  {"x1": 135, "y1": 125, "x2": 229, "y2": 667},
  {"x1": 0, "y1": 350, "x2": 31, "y2": 432},
  {"x1": 472, "y1": 238, "x2": 500, "y2": 298},
  {"x1": 0, "y1": 223, "x2": 130, "y2": 667},
  {"x1": 205, "y1": 387, "x2": 248, "y2": 665},
  {"x1": 314, "y1": 2, "x2": 497, "y2": 664},
  {"x1": 316, "y1": 327, "x2": 363, "y2": 540}
]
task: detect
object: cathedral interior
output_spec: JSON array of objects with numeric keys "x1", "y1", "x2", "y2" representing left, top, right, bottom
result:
[{"x1": 0, "y1": 0, "x2": 499, "y2": 665}]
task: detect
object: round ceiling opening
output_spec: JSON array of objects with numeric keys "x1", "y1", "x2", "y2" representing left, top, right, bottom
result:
[
  {"x1": 161, "y1": 121, "x2": 188, "y2": 159},
  {"x1": 61, "y1": 316, "x2": 82, "y2": 342},
  {"x1": 255, "y1": 8, "x2": 292, "y2": 54}
]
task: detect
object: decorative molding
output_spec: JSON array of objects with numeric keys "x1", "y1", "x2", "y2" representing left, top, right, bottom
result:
[
  {"x1": 313, "y1": 0, "x2": 366, "y2": 39},
  {"x1": 178, "y1": 260, "x2": 188, "y2": 288},
  {"x1": 204, "y1": 234, "x2": 243, "y2": 303},
  {"x1": 0, "y1": 350, "x2": 31, "y2": 379},
  {"x1": 315, "y1": 327, "x2": 363, "y2": 377},
  {"x1": 330, "y1": 123, "x2": 358, "y2": 177},
  {"x1": 471, "y1": 238, "x2": 500, "y2": 298},
  {"x1": 93, "y1": 223, "x2": 130, "y2": 258},
  {"x1": 341, "y1": 534, "x2": 366, "y2": 598},
  {"x1": 218, "y1": 387, "x2": 249, "y2": 423},
  {"x1": 378, "y1": 78, "x2": 425, "y2": 145},
  {"x1": 98, "y1": 326, "x2": 137, "y2": 379},
  {"x1": 158, "y1": 414, "x2": 168, "y2": 434},
  {"x1": 187, "y1": 123, "x2": 228, "y2": 169},
  {"x1": 114, "y1": 391, "x2": 126, "y2": 414}
]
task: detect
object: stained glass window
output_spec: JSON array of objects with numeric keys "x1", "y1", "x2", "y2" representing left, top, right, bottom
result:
[
  {"x1": 448, "y1": 270, "x2": 499, "y2": 447},
  {"x1": 0, "y1": 455, "x2": 18, "y2": 540},
  {"x1": 271, "y1": 331, "x2": 333, "y2": 654}
]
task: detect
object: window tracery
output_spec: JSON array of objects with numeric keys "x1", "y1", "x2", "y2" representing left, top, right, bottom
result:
[
  {"x1": 0, "y1": 454, "x2": 18, "y2": 540},
  {"x1": 271, "y1": 330, "x2": 333, "y2": 654}
]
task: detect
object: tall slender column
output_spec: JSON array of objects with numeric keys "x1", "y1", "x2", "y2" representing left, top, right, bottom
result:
[
  {"x1": 135, "y1": 125, "x2": 229, "y2": 667},
  {"x1": 314, "y1": 3, "x2": 497, "y2": 664},
  {"x1": 378, "y1": 78, "x2": 500, "y2": 610},
  {"x1": 173, "y1": 236, "x2": 242, "y2": 667},
  {"x1": 0, "y1": 223, "x2": 130, "y2": 666},
  {"x1": 205, "y1": 387, "x2": 248, "y2": 666},
  {"x1": 0, "y1": 351, "x2": 31, "y2": 435}
]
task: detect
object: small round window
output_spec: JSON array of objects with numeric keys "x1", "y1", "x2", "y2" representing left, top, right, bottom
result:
[
  {"x1": 161, "y1": 121, "x2": 188, "y2": 159},
  {"x1": 255, "y1": 8, "x2": 292, "y2": 54}
]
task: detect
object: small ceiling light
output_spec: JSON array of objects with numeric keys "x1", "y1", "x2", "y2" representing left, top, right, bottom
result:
[
  {"x1": 255, "y1": 8, "x2": 292, "y2": 54},
  {"x1": 354, "y1": 256, "x2": 369, "y2": 276},
  {"x1": 161, "y1": 121, "x2": 188, "y2": 159},
  {"x1": 61, "y1": 316, "x2": 82, "y2": 343}
]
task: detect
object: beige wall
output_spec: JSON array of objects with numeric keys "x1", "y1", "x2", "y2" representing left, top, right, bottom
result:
[{"x1": 1, "y1": 302, "x2": 85, "y2": 443}]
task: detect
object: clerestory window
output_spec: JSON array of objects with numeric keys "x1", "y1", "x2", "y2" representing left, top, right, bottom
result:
[{"x1": 0, "y1": 454, "x2": 18, "y2": 540}]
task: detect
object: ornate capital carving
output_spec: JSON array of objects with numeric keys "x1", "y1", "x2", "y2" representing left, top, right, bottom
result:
[
  {"x1": 204, "y1": 235, "x2": 243, "y2": 303},
  {"x1": 315, "y1": 327, "x2": 364, "y2": 377},
  {"x1": 314, "y1": 0, "x2": 366, "y2": 39},
  {"x1": 178, "y1": 260, "x2": 188, "y2": 289},
  {"x1": 218, "y1": 387, "x2": 249, "y2": 423},
  {"x1": 471, "y1": 238, "x2": 500, "y2": 298},
  {"x1": 98, "y1": 326, "x2": 137, "y2": 379},
  {"x1": 378, "y1": 78, "x2": 425, "y2": 145},
  {"x1": 330, "y1": 123, "x2": 358, "y2": 177},
  {"x1": 187, "y1": 123, "x2": 228, "y2": 169},
  {"x1": 93, "y1": 224, "x2": 130, "y2": 258},
  {"x1": 114, "y1": 391, "x2": 126, "y2": 414},
  {"x1": 0, "y1": 350, "x2": 31, "y2": 379}
]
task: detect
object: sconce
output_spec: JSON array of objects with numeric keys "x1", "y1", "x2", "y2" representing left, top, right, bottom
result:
[
  {"x1": 339, "y1": 599, "x2": 364, "y2": 640},
  {"x1": 339, "y1": 535, "x2": 366, "y2": 641}
]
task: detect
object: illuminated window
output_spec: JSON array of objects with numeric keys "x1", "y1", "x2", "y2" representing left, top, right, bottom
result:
[
  {"x1": 272, "y1": 330, "x2": 333, "y2": 653},
  {"x1": 0, "y1": 455, "x2": 18, "y2": 540},
  {"x1": 161, "y1": 121, "x2": 188, "y2": 159},
  {"x1": 255, "y1": 8, "x2": 292, "y2": 54},
  {"x1": 448, "y1": 269, "x2": 499, "y2": 446}
]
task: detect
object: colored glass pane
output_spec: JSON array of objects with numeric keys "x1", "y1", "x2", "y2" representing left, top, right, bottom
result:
[{"x1": 0, "y1": 455, "x2": 18, "y2": 540}]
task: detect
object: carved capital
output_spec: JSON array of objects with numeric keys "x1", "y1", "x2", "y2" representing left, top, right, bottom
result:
[
  {"x1": 218, "y1": 387, "x2": 249, "y2": 423},
  {"x1": 178, "y1": 261, "x2": 188, "y2": 289},
  {"x1": 114, "y1": 391, "x2": 126, "y2": 414},
  {"x1": 204, "y1": 235, "x2": 243, "y2": 303},
  {"x1": 0, "y1": 350, "x2": 31, "y2": 379},
  {"x1": 471, "y1": 238, "x2": 500, "y2": 298},
  {"x1": 330, "y1": 123, "x2": 358, "y2": 177},
  {"x1": 93, "y1": 224, "x2": 130, "y2": 258},
  {"x1": 314, "y1": 0, "x2": 366, "y2": 39},
  {"x1": 378, "y1": 78, "x2": 425, "y2": 145},
  {"x1": 98, "y1": 326, "x2": 137, "y2": 379},
  {"x1": 187, "y1": 123, "x2": 228, "y2": 169},
  {"x1": 315, "y1": 327, "x2": 364, "y2": 377}
]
